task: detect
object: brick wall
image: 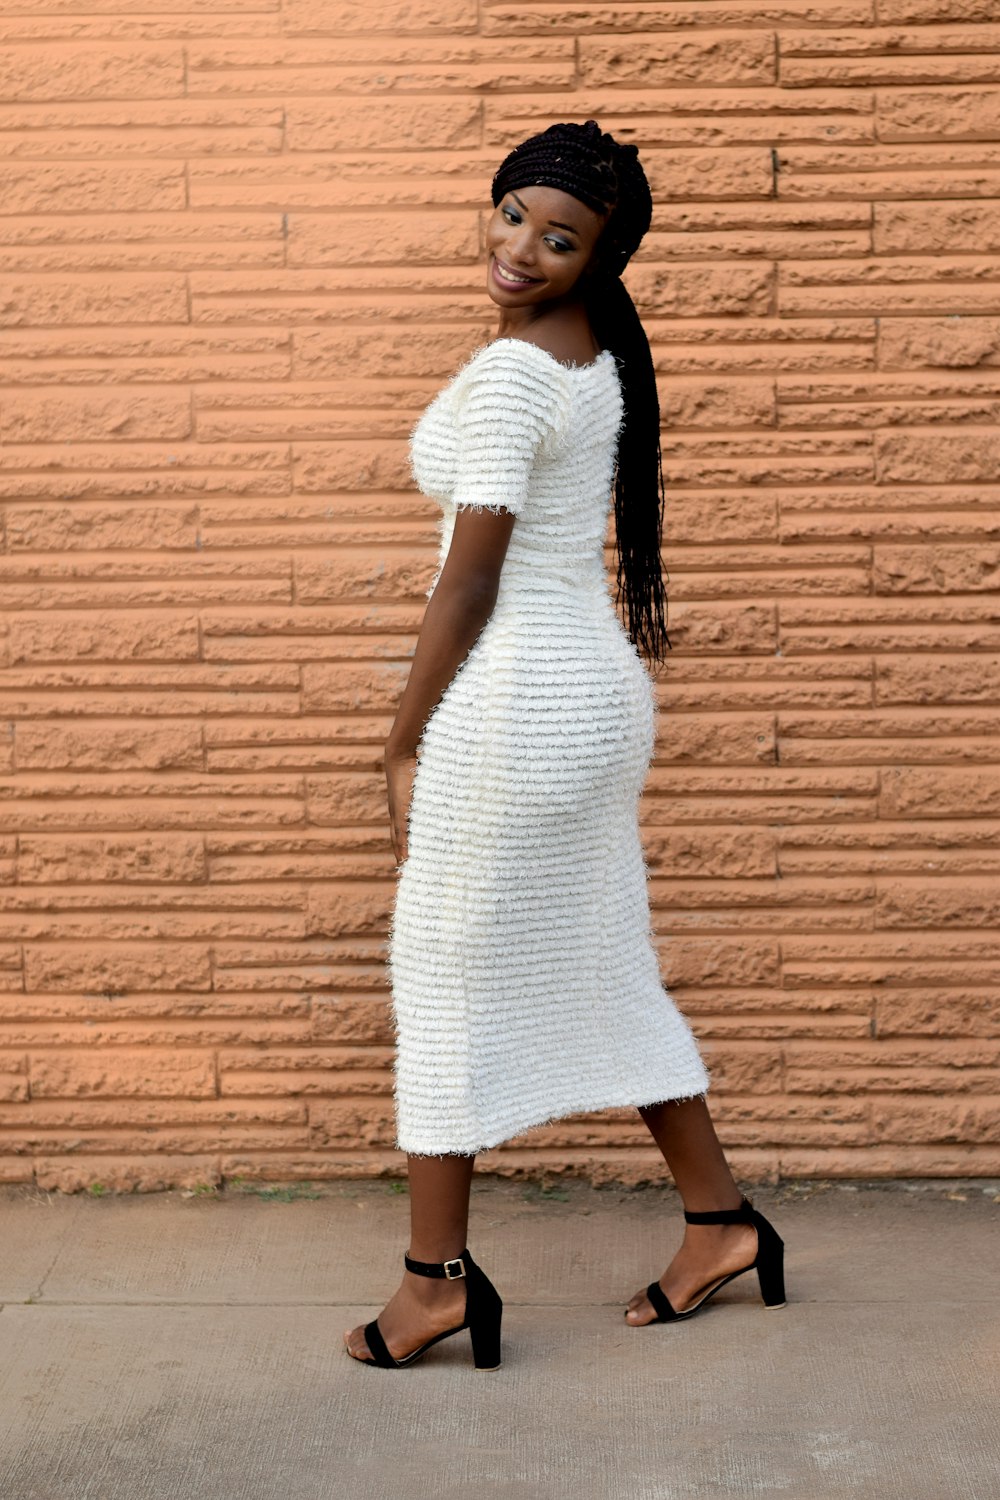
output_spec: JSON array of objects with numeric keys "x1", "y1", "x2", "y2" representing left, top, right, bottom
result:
[{"x1": 2, "y1": 2, "x2": 998, "y2": 1192}]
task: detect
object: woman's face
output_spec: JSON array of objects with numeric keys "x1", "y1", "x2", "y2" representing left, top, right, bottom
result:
[{"x1": 485, "y1": 183, "x2": 608, "y2": 308}]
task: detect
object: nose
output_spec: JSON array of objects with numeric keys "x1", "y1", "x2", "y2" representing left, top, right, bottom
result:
[{"x1": 503, "y1": 229, "x2": 536, "y2": 270}]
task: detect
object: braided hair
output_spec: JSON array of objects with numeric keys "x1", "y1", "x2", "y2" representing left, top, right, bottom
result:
[{"x1": 491, "y1": 119, "x2": 673, "y2": 663}]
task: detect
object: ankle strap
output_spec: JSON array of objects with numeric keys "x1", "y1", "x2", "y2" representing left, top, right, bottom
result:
[
  {"x1": 404, "y1": 1248, "x2": 469, "y2": 1280},
  {"x1": 684, "y1": 1194, "x2": 754, "y2": 1225}
]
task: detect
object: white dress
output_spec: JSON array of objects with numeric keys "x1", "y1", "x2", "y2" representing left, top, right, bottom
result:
[{"x1": 388, "y1": 336, "x2": 710, "y2": 1156}]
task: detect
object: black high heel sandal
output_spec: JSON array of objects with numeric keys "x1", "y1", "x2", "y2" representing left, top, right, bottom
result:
[
  {"x1": 636, "y1": 1193, "x2": 787, "y2": 1324},
  {"x1": 356, "y1": 1248, "x2": 503, "y2": 1370}
]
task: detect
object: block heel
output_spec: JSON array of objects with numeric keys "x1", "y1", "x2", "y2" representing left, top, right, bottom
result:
[
  {"x1": 469, "y1": 1284, "x2": 503, "y2": 1371},
  {"x1": 355, "y1": 1248, "x2": 503, "y2": 1371},
  {"x1": 754, "y1": 1218, "x2": 787, "y2": 1308},
  {"x1": 634, "y1": 1193, "x2": 789, "y2": 1325}
]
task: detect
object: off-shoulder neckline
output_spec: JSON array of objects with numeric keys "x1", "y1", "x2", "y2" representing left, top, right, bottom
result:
[{"x1": 478, "y1": 336, "x2": 615, "y2": 376}]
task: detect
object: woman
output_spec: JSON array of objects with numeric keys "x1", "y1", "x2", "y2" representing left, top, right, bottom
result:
[{"x1": 344, "y1": 121, "x2": 786, "y2": 1371}]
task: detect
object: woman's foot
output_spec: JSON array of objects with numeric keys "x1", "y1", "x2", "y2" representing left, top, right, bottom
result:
[
  {"x1": 625, "y1": 1219, "x2": 760, "y2": 1325},
  {"x1": 344, "y1": 1267, "x2": 468, "y2": 1363}
]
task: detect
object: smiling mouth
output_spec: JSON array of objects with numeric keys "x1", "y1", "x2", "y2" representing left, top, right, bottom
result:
[{"x1": 493, "y1": 256, "x2": 542, "y2": 286}]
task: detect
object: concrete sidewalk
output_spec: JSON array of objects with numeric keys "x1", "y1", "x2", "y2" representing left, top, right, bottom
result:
[{"x1": 0, "y1": 1177, "x2": 997, "y2": 1500}]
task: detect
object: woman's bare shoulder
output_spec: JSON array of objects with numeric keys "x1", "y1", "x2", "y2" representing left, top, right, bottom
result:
[{"x1": 482, "y1": 316, "x2": 601, "y2": 373}]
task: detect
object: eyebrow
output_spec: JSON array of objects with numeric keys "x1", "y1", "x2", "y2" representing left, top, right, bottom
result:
[{"x1": 509, "y1": 190, "x2": 579, "y2": 237}]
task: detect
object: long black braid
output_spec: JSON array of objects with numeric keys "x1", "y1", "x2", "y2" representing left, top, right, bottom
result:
[{"x1": 491, "y1": 119, "x2": 673, "y2": 664}]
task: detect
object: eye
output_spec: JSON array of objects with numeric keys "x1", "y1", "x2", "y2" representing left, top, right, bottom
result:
[{"x1": 501, "y1": 207, "x2": 572, "y2": 254}]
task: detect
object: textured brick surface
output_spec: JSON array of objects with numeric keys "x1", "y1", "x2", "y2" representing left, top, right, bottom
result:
[{"x1": 1, "y1": 2, "x2": 998, "y2": 1190}]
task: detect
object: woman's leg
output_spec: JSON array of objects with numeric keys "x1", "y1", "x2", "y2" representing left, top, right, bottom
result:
[
  {"x1": 344, "y1": 1152, "x2": 476, "y2": 1362},
  {"x1": 625, "y1": 1095, "x2": 758, "y2": 1325}
]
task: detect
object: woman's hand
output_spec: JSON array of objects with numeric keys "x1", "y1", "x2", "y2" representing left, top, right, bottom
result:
[
  {"x1": 385, "y1": 746, "x2": 419, "y2": 868},
  {"x1": 382, "y1": 533, "x2": 507, "y2": 873}
]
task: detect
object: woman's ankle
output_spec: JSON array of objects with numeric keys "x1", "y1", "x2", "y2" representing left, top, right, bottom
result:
[
  {"x1": 403, "y1": 1269, "x2": 467, "y2": 1305},
  {"x1": 680, "y1": 1188, "x2": 745, "y2": 1215},
  {"x1": 406, "y1": 1241, "x2": 467, "y2": 1264}
]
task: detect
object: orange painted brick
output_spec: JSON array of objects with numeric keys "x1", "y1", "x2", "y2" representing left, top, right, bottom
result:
[
  {"x1": 297, "y1": 554, "x2": 434, "y2": 605},
  {"x1": 2, "y1": 389, "x2": 191, "y2": 445},
  {"x1": 191, "y1": 41, "x2": 575, "y2": 97},
  {"x1": 880, "y1": 84, "x2": 1000, "y2": 140},
  {"x1": 872, "y1": 1097, "x2": 1000, "y2": 1143},
  {"x1": 663, "y1": 377, "x2": 777, "y2": 429},
  {"x1": 0, "y1": 46, "x2": 184, "y2": 104},
  {"x1": 2, "y1": 1120, "x2": 308, "y2": 1158},
  {"x1": 306, "y1": 772, "x2": 392, "y2": 825},
  {"x1": 293, "y1": 327, "x2": 477, "y2": 379},
  {"x1": 1, "y1": 3, "x2": 997, "y2": 1189},
  {"x1": 33, "y1": 1155, "x2": 223, "y2": 1194},
  {"x1": 29, "y1": 1051, "x2": 216, "y2": 1099},
  {"x1": 0, "y1": 445, "x2": 289, "y2": 508},
  {"x1": 310, "y1": 999, "x2": 395, "y2": 1046},
  {"x1": 288, "y1": 210, "x2": 479, "y2": 269},
  {"x1": 780, "y1": 266, "x2": 1000, "y2": 317},
  {"x1": 309, "y1": 1100, "x2": 396, "y2": 1147},
  {"x1": 26, "y1": 945, "x2": 211, "y2": 994},
  {"x1": 0, "y1": 106, "x2": 284, "y2": 164},
  {"x1": 626, "y1": 261, "x2": 773, "y2": 317},
  {"x1": 0, "y1": 208, "x2": 284, "y2": 274},
  {"x1": 781, "y1": 27, "x2": 1000, "y2": 87},
  {"x1": 282, "y1": 0, "x2": 477, "y2": 33},
  {"x1": 0, "y1": 275, "x2": 188, "y2": 328},
  {"x1": 220, "y1": 1044, "x2": 391, "y2": 1073},
  {"x1": 877, "y1": 200, "x2": 1000, "y2": 255},
  {"x1": 579, "y1": 32, "x2": 775, "y2": 87},
  {"x1": 1, "y1": 161, "x2": 186, "y2": 217},
  {"x1": 304, "y1": 664, "x2": 412, "y2": 717},
  {"x1": 8, "y1": 614, "x2": 200, "y2": 666},
  {"x1": 648, "y1": 935, "x2": 780, "y2": 990},
  {"x1": 292, "y1": 440, "x2": 411, "y2": 494},
  {"x1": 216, "y1": 1150, "x2": 404, "y2": 1182},
  {"x1": 305, "y1": 885, "x2": 391, "y2": 940},
  {"x1": 222, "y1": 1066, "x2": 392, "y2": 1097},
  {"x1": 18, "y1": 834, "x2": 206, "y2": 885},
  {"x1": 5, "y1": 503, "x2": 201, "y2": 554},
  {"x1": 876, "y1": 992, "x2": 1000, "y2": 1038},
  {"x1": 641, "y1": 826, "x2": 776, "y2": 877},
  {"x1": 881, "y1": 1, "x2": 994, "y2": 18},
  {"x1": 881, "y1": 767, "x2": 1000, "y2": 818},
  {"x1": 876, "y1": 656, "x2": 1000, "y2": 707},
  {"x1": 484, "y1": 6, "x2": 874, "y2": 38},
  {"x1": 0, "y1": 1055, "x2": 29, "y2": 1104},
  {"x1": 14, "y1": 723, "x2": 202, "y2": 773},
  {"x1": 776, "y1": 1144, "x2": 1000, "y2": 1177},
  {"x1": 876, "y1": 878, "x2": 1000, "y2": 929},
  {"x1": 287, "y1": 98, "x2": 480, "y2": 153},
  {"x1": 877, "y1": 314, "x2": 1000, "y2": 367},
  {"x1": 701, "y1": 1048, "x2": 785, "y2": 1095}
]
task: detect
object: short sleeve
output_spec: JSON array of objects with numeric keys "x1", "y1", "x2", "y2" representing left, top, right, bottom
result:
[{"x1": 451, "y1": 339, "x2": 570, "y2": 518}]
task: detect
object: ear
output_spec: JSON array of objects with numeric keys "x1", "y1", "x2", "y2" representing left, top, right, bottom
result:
[
  {"x1": 584, "y1": 216, "x2": 618, "y2": 278},
  {"x1": 578, "y1": 247, "x2": 611, "y2": 294},
  {"x1": 578, "y1": 241, "x2": 605, "y2": 285}
]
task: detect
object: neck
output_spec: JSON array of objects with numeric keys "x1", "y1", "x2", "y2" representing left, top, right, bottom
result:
[{"x1": 495, "y1": 291, "x2": 588, "y2": 341}]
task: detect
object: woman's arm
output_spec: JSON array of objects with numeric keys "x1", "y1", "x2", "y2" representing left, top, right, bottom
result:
[{"x1": 385, "y1": 505, "x2": 516, "y2": 863}]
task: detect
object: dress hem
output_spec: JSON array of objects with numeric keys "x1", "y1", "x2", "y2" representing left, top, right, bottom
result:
[{"x1": 394, "y1": 1079, "x2": 711, "y2": 1159}]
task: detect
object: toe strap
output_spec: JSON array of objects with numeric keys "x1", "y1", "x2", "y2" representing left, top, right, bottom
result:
[
  {"x1": 646, "y1": 1279, "x2": 680, "y2": 1322},
  {"x1": 362, "y1": 1317, "x2": 399, "y2": 1368}
]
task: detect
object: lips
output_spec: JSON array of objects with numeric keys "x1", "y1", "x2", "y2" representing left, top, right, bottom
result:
[{"x1": 492, "y1": 255, "x2": 542, "y2": 286}]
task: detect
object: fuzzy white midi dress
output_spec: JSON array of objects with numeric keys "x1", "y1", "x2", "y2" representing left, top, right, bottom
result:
[{"x1": 388, "y1": 336, "x2": 711, "y2": 1156}]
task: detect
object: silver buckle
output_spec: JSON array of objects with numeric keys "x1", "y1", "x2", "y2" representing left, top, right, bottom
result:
[{"x1": 443, "y1": 1257, "x2": 465, "y2": 1279}]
